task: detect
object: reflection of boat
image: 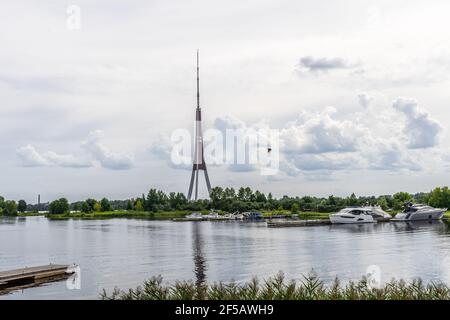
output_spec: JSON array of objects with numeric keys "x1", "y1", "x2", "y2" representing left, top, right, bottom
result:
[
  {"x1": 243, "y1": 212, "x2": 263, "y2": 220},
  {"x1": 329, "y1": 222, "x2": 377, "y2": 232},
  {"x1": 391, "y1": 219, "x2": 445, "y2": 231},
  {"x1": 330, "y1": 208, "x2": 376, "y2": 224},
  {"x1": 393, "y1": 203, "x2": 446, "y2": 221}
]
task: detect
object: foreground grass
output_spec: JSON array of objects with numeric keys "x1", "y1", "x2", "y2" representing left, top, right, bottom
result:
[{"x1": 100, "y1": 272, "x2": 449, "y2": 300}]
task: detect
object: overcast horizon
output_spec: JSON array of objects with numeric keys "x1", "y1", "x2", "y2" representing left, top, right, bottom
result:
[{"x1": 2, "y1": 1, "x2": 450, "y2": 203}]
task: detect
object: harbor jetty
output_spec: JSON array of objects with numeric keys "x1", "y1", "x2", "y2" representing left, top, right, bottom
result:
[
  {"x1": 0, "y1": 264, "x2": 75, "y2": 294},
  {"x1": 267, "y1": 219, "x2": 331, "y2": 228},
  {"x1": 172, "y1": 217, "x2": 207, "y2": 222}
]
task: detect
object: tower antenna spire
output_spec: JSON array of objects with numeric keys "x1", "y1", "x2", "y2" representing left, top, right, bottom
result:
[
  {"x1": 188, "y1": 49, "x2": 212, "y2": 200},
  {"x1": 196, "y1": 49, "x2": 200, "y2": 109}
]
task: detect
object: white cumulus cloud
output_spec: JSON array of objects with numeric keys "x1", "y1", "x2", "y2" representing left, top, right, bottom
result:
[
  {"x1": 17, "y1": 130, "x2": 134, "y2": 170},
  {"x1": 81, "y1": 130, "x2": 134, "y2": 170},
  {"x1": 148, "y1": 133, "x2": 192, "y2": 171},
  {"x1": 392, "y1": 97, "x2": 442, "y2": 149},
  {"x1": 16, "y1": 145, "x2": 92, "y2": 168},
  {"x1": 281, "y1": 107, "x2": 365, "y2": 154},
  {"x1": 16, "y1": 145, "x2": 51, "y2": 167}
]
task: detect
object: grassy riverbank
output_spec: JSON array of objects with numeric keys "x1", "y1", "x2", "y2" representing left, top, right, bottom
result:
[
  {"x1": 101, "y1": 272, "x2": 449, "y2": 300},
  {"x1": 46, "y1": 210, "x2": 195, "y2": 220},
  {"x1": 17, "y1": 212, "x2": 45, "y2": 217}
]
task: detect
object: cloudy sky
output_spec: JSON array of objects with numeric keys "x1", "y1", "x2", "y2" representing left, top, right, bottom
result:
[{"x1": 2, "y1": 0, "x2": 450, "y2": 203}]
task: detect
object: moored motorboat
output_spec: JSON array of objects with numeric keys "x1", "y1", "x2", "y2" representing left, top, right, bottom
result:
[
  {"x1": 184, "y1": 212, "x2": 204, "y2": 220},
  {"x1": 330, "y1": 207, "x2": 376, "y2": 224},
  {"x1": 392, "y1": 203, "x2": 446, "y2": 221},
  {"x1": 243, "y1": 212, "x2": 263, "y2": 220},
  {"x1": 366, "y1": 206, "x2": 392, "y2": 221},
  {"x1": 218, "y1": 213, "x2": 234, "y2": 220},
  {"x1": 205, "y1": 212, "x2": 221, "y2": 220},
  {"x1": 231, "y1": 212, "x2": 244, "y2": 220}
]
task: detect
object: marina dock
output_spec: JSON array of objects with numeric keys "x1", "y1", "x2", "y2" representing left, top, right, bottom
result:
[
  {"x1": 0, "y1": 264, "x2": 74, "y2": 294},
  {"x1": 267, "y1": 219, "x2": 331, "y2": 228},
  {"x1": 172, "y1": 217, "x2": 207, "y2": 221}
]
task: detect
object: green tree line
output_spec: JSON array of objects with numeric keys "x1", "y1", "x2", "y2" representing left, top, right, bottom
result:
[{"x1": 2, "y1": 186, "x2": 450, "y2": 216}]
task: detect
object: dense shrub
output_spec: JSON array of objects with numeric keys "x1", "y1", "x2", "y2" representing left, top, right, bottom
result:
[{"x1": 48, "y1": 198, "x2": 70, "y2": 215}]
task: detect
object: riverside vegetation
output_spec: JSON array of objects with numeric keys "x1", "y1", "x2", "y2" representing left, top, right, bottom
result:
[
  {"x1": 101, "y1": 272, "x2": 450, "y2": 300},
  {"x1": 2, "y1": 186, "x2": 450, "y2": 219}
]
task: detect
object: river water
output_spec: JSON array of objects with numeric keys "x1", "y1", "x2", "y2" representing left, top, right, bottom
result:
[{"x1": 1, "y1": 216, "x2": 450, "y2": 299}]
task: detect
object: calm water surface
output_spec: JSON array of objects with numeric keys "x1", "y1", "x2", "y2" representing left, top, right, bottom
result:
[{"x1": 1, "y1": 216, "x2": 450, "y2": 299}]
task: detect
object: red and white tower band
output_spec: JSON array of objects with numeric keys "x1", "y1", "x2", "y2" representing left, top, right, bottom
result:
[{"x1": 187, "y1": 50, "x2": 212, "y2": 200}]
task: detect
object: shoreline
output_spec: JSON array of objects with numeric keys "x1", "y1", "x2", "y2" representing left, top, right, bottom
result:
[
  {"x1": 5, "y1": 210, "x2": 450, "y2": 222},
  {"x1": 12, "y1": 210, "x2": 331, "y2": 221}
]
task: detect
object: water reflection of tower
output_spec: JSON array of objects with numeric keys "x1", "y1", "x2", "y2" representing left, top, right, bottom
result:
[{"x1": 192, "y1": 222, "x2": 207, "y2": 288}]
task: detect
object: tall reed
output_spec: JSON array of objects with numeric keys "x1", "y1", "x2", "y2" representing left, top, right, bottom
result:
[{"x1": 100, "y1": 272, "x2": 449, "y2": 300}]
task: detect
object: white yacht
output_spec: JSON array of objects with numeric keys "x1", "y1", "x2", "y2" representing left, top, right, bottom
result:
[
  {"x1": 330, "y1": 207, "x2": 376, "y2": 224},
  {"x1": 393, "y1": 203, "x2": 446, "y2": 221},
  {"x1": 367, "y1": 206, "x2": 392, "y2": 221}
]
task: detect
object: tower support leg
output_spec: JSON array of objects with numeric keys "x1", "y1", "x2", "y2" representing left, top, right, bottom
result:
[
  {"x1": 195, "y1": 167, "x2": 199, "y2": 200},
  {"x1": 204, "y1": 168, "x2": 212, "y2": 197},
  {"x1": 188, "y1": 168, "x2": 196, "y2": 200}
]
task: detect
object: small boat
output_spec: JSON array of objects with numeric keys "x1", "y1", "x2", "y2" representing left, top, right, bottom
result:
[
  {"x1": 220, "y1": 213, "x2": 237, "y2": 220},
  {"x1": 243, "y1": 212, "x2": 263, "y2": 220},
  {"x1": 205, "y1": 212, "x2": 222, "y2": 220},
  {"x1": 365, "y1": 206, "x2": 392, "y2": 221},
  {"x1": 233, "y1": 213, "x2": 244, "y2": 220},
  {"x1": 393, "y1": 203, "x2": 446, "y2": 221},
  {"x1": 330, "y1": 207, "x2": 376, "y2": 224},
  {"x1": 229, "y1": 212, "x2": 244, "y2": 220},
  {"x1": 185, "y1": 212, "x2": 204, "y2": 221}
]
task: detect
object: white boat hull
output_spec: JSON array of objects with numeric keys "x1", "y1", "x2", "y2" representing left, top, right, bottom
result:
[{"x1": 329, "y1": 214, "x2": 375, "y2": 224}]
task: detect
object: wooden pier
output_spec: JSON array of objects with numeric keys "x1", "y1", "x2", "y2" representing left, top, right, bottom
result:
[
  {"x1": 267, "y1": 219, "x2": 331, "y2": 228},
  {"x1": 173, "y1": 217, "x2": 207, "y2": 222},
  {"x1": 0, "y1": 264, "x2": 74, "y2": 294}
]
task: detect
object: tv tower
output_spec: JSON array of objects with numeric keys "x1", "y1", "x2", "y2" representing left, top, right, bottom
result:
[{"x1": 187, "y1": 50, "x2": 212, "y2": 200}]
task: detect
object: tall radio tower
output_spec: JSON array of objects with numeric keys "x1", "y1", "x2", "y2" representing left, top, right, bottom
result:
[{"x1": 187, "y1": 50, "x2": 212, "y2": 200}]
